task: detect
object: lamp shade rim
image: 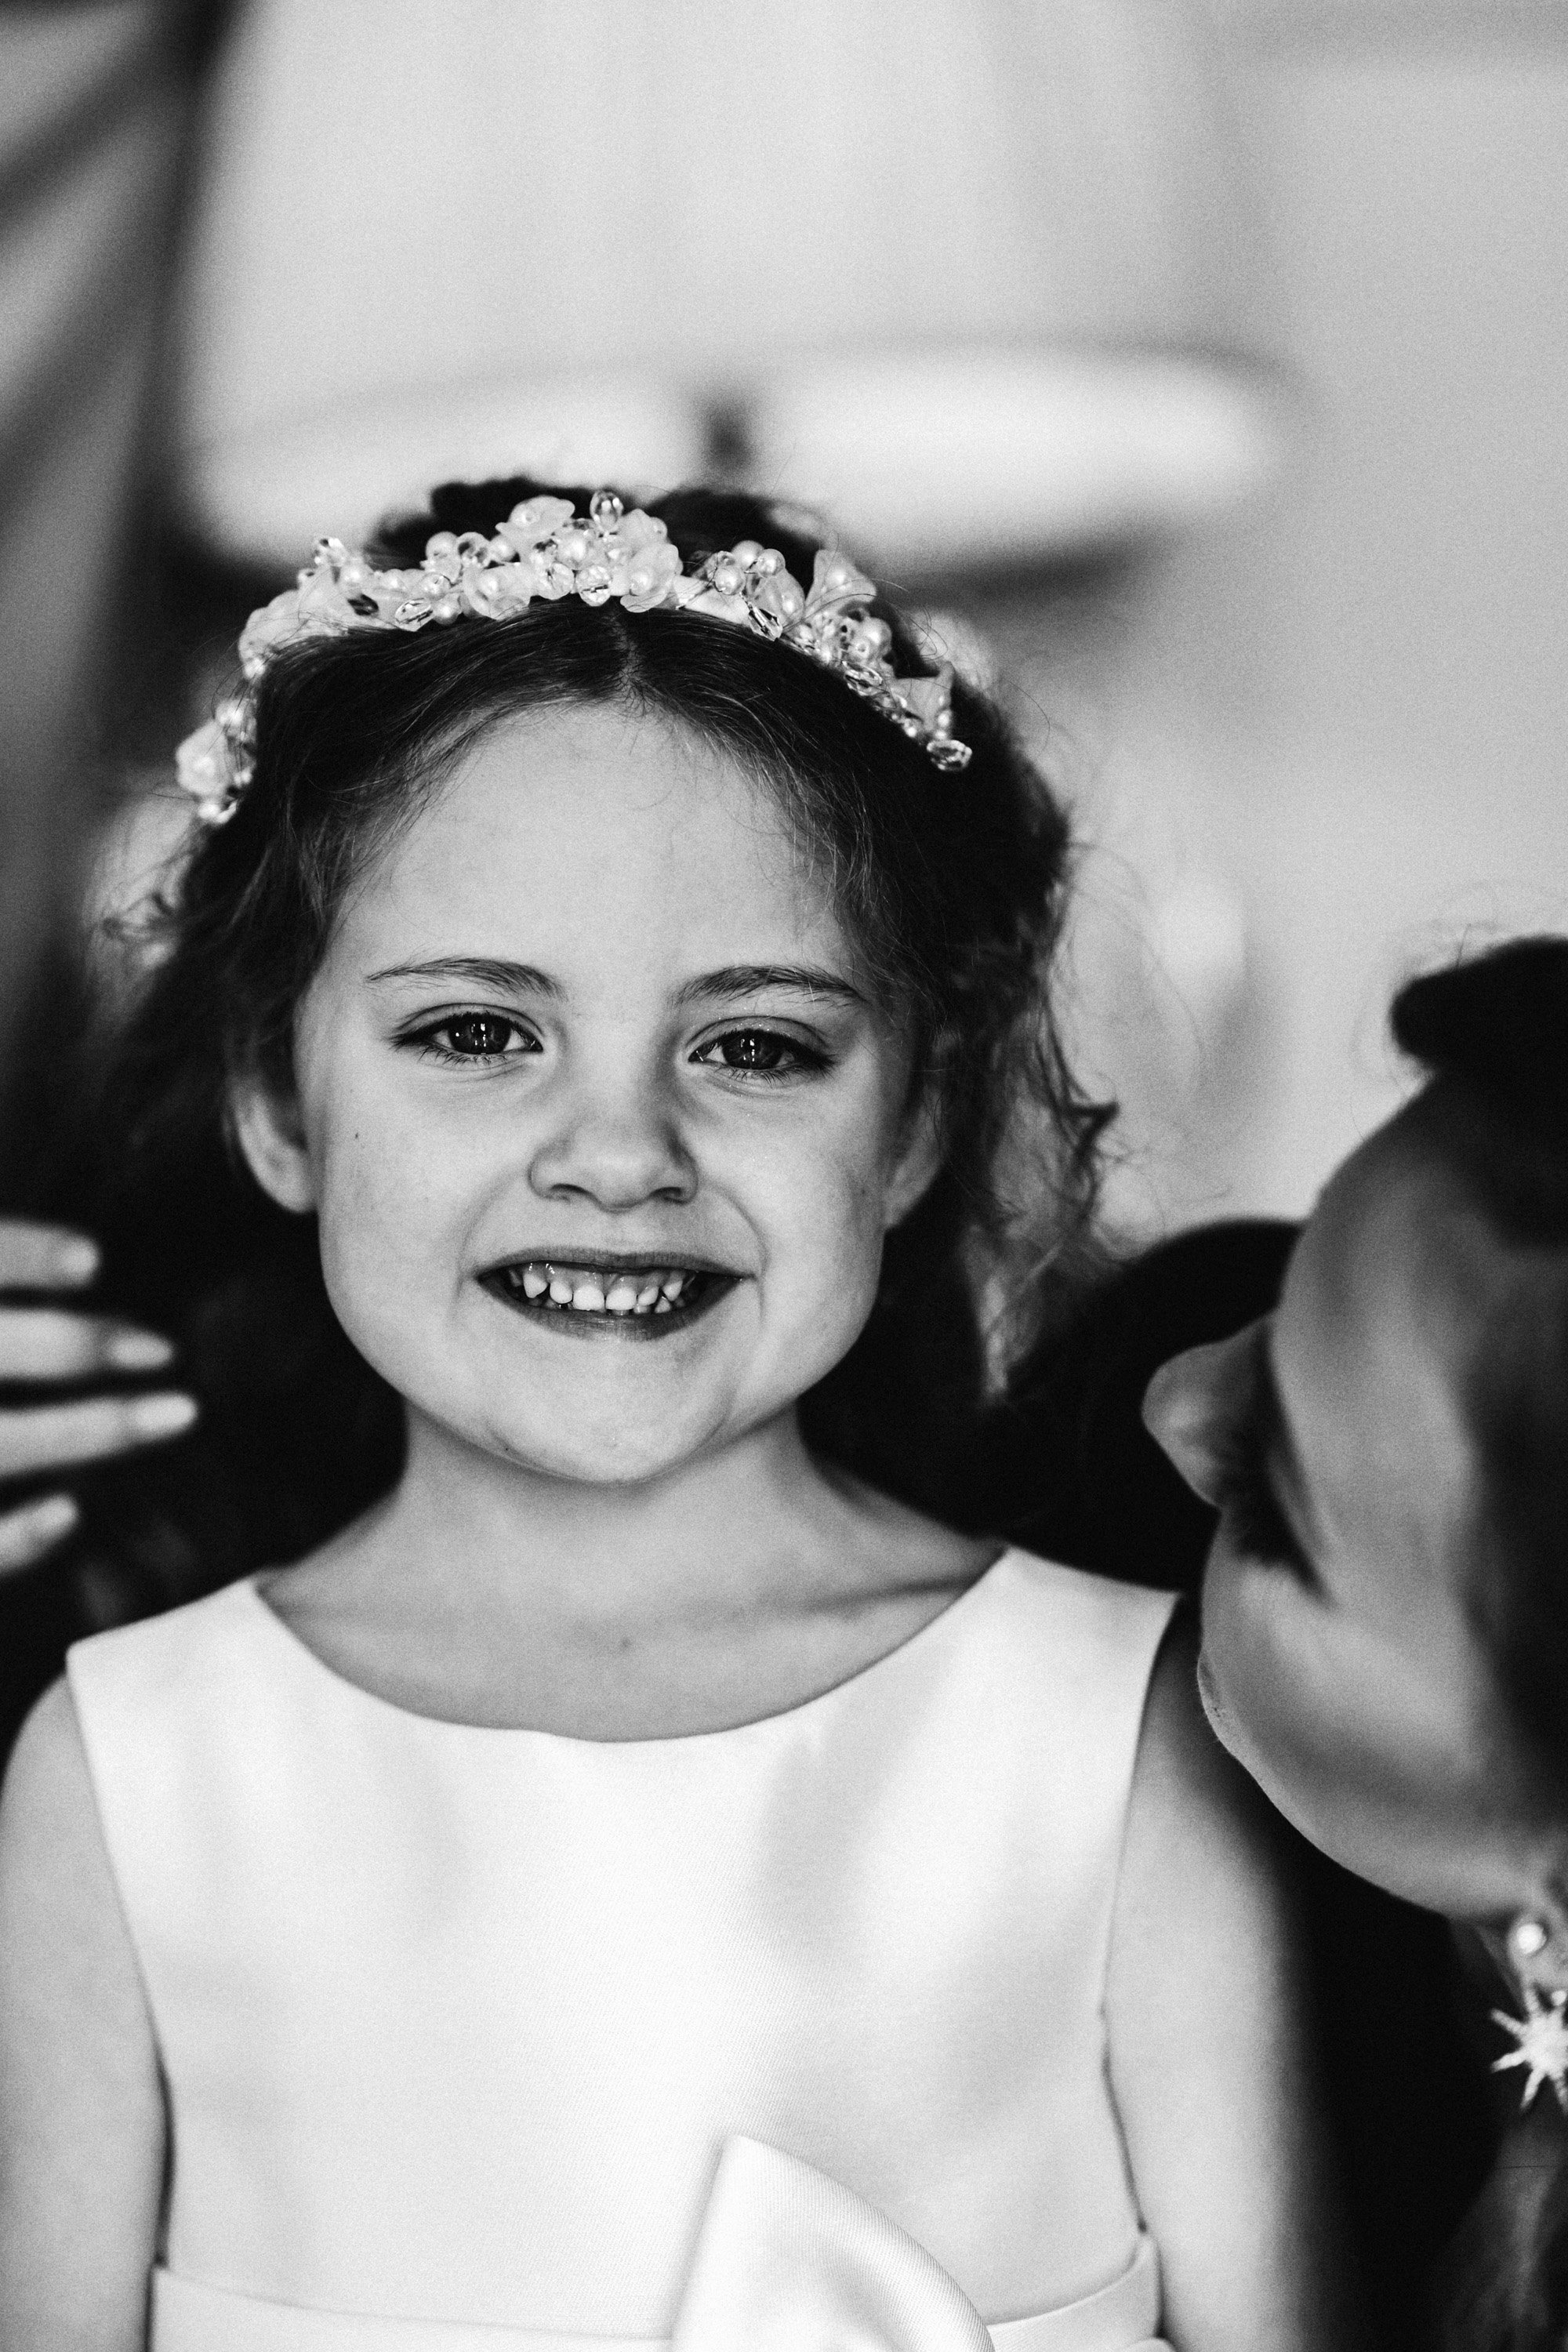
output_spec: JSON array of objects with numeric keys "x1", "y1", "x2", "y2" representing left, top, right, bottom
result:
[{"x1": 179, "y1": 344, "x2": 1288, "y2": 576}]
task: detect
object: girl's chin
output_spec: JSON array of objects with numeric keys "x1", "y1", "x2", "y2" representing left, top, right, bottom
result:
[
  {"x1": 433, "y1": 1390, "x2": 760, "y2": 1486},
  {"x1": 481, "y1": 1432, "x2": 737, "y2": 1488}
]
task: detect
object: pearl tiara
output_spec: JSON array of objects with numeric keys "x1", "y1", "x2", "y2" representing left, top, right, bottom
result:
[{"x1": 175, "y1": 490, "x2": 972, "y2": 824}]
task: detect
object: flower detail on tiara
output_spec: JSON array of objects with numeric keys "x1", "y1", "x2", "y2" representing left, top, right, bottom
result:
[{"x1": 174, "y1": 490, "x2": 971, "y2": 823}]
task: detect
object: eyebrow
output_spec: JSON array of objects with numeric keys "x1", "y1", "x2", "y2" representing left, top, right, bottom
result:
[
  {"x1": 367, "y1": 957, "x2": 561, "y2": 996},
  {"x1": 673, "y1": 964, "x2": 866, "y2": 1010},
  {"x1": 365, "y1": 956, "x2": 865, "y2": 1010}
]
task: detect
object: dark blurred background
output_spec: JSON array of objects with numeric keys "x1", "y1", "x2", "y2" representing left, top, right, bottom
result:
[{"x1": 6, "y1": 0, "x2": 1563, "y2": 1243}]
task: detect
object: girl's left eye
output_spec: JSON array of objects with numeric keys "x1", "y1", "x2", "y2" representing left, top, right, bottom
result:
[
  {"x1": 691, "y1": 1028, "x2": 825, "y2": 1079},
  {"x1": 410, "y1": 1013, "x2": 537, "y2": 1060}
]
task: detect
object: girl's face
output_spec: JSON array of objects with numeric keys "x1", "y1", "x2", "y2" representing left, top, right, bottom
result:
[
  {"x1": 236, "y1": 703, "x2": 939, "y2": 1485},
  {"x1": 1144, "y1": 1094, "x2": 1555, "y2": 1922}
]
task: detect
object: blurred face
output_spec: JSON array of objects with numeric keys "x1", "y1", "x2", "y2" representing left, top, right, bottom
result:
[
  {"x1": 235, "y1": 702, "x2": 938, "y2": 1485},
  {"x1": 1145, "y1": 1089, "x2": 1555, "y2": 1921}
]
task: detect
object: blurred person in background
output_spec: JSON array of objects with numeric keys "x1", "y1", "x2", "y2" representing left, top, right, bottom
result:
[{"x1": 1145, "y1": 936, "x2": 1568, "y2": 2352}]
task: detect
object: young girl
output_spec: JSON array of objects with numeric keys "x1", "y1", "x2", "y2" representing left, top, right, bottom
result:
[{"x1": 0, "y1": 481, "x2": 1356, "y2": 2350}]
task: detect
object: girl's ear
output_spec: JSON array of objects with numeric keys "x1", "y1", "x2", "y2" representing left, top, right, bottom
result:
[
  {"x1": 882, "y1": 1083, "x2": 945, "y2": 1231},
  {"x1": 230, "y1": 1073, "x2": 318, "y2": 1214}
]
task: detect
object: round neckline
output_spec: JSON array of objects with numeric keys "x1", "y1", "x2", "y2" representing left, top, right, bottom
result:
[{"x1": 238, "y1": 1547, "x2": 1018, "y2": 1750}]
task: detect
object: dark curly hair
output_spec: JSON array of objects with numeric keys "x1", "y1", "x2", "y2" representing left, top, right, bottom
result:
[{"x1": 88, "y1": 475, "x2": 1109, "y2": 1578}]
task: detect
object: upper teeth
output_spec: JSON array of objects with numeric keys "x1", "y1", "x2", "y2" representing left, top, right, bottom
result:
[{"x1": 503, "y1": 1262, "x2": 699, "y2": 1316}]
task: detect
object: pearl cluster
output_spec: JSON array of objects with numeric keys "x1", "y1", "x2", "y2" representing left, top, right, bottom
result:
[{"x1": 175, "y1": 490, "x2": 972, "y2": 825}]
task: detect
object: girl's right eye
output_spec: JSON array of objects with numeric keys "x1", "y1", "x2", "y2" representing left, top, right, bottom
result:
[{"x1": 405, "y1": 1013, "x2": 539, "y2": 1061}]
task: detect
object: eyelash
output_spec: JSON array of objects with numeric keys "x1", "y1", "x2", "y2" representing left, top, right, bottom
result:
[
  {"x1": 397, "y1": 1014, "x2": 829, "y2": 1080},
  {"x1": 402, "y1": 1012, "x2": 539, "y2": 1063},
  {"x1": 689, "y1": 1027, "x2": 829, "y2": 1081}
]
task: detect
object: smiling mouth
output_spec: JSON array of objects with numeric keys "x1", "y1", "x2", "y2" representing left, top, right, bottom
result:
[{"x1": 480, "y1": 1258, "x2": 737, "y2": 1337}]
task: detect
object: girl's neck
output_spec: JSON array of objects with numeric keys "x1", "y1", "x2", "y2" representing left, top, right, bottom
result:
[
  {"x1": 267, "y1": 1403, "x2": 995, "y2": 1738},
  {"x1": 349, "y1": 1403, "x2": 875, "y2": 1639}
]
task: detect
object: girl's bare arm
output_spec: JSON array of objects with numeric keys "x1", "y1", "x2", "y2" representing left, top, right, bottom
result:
[
  {"x1": 0, "y1": 1680, "x2": 165, "y2": 2351},
  {"x1": 1106, "y1": 1613, "x2": 1369, "y2": 2352}
]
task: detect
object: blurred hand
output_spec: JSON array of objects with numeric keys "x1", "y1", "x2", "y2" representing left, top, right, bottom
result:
[{"x1": 0, "y1": 1221, "x2": 196, "y2": 1576}]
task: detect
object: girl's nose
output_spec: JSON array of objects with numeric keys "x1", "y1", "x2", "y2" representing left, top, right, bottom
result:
[
  {"x1": 526, "y1": 1076, "x2": 697, "y2": 1210},
  {"x1": 1142, "y1": 1322, "x2": 1269, "y2": 1508}
]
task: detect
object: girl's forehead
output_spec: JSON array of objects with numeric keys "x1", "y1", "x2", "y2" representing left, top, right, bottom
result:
[
  {"x1": 339, "y1": 703, "x2": 863, "y2": 985},
  {"x1": 439, "y1": 701, "x2": 792, "y2": 844}
]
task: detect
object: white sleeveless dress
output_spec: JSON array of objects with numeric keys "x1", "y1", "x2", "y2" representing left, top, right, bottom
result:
[{"x1": 67, "y1": 1549, "x2": 1176, "y2": 2352}]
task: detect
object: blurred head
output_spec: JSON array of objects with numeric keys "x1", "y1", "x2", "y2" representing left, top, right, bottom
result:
[
  {"x1": 1145, "y1": 938, "x2": 1568, "y2": 1940},
  {"x1": 108, "y1": 477, "x2": 1107, "y2": 1514}
]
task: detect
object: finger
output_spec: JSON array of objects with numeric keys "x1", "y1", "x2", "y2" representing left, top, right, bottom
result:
[
  {"x1": 0, "y1": 1493, "x2": 78, "y2": 1577},
  {"x1": 0, "y1": 1392, "x2": 198, "y2": 1480},
  {"x1": 0, "y1": 1307, "x2": 174, "y2": 1383},
  {"x1": 0, "y1": 1221, "x2": 100, "y2": 1292}
]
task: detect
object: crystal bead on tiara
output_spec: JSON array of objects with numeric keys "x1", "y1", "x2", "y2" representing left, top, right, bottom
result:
[{"x1": 175, "y1": 490, "x2": 972, "y2": 824}]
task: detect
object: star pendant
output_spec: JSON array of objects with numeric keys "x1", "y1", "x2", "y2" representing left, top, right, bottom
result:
[{"x1": 1491, "y1": 1980, "x2": 1568, "y2": 2112}]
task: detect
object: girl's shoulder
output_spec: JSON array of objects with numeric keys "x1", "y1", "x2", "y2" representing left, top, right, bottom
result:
[
  {"x1": 64, "y1": 1577, "x2": 273, "y2": 1807},
  {"x1": 957, "y1": 1552, "x2": 1181, "y2": 1798},
  {"x1": 984, "y1": 1546, "x2": 1179, "y2": 1671},
  {"x1": 66, "y1": 1573, "x2": 259, "y2": 1708},
  {"x1": 809, "y1": 1484, "x2": 1178, "y2": 1737}
]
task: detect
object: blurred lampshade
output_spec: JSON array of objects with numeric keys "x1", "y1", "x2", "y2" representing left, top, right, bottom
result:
[{"x1": 176, "y1": 0, "x2": 1280, "y2": 576}]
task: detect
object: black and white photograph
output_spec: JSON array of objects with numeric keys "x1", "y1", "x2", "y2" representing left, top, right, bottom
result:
[{"x1": 0, "y1": 5, "x2": 1565, "y2": 2348}]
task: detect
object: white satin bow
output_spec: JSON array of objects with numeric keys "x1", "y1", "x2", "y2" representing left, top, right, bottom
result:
[{"x1": 672, "y1": 2138, "x2": 1171, "y2": 2352}]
